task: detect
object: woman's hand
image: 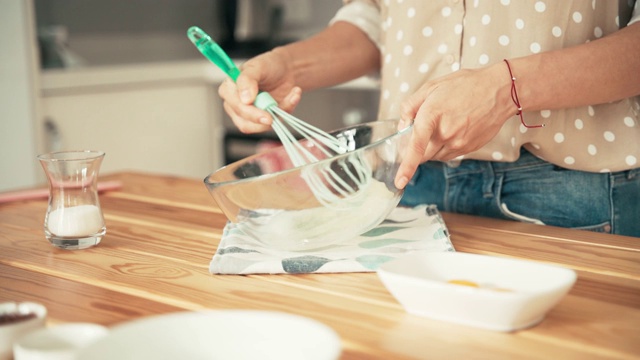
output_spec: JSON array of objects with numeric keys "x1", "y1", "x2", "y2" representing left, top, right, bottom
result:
[
  {"x1": 218, "y1": 21, "x2": 380, "y2": 135},
  {"x1": 394, "y1": 63, "x2": 514, "y2": 189},
  {"x1": 217, "y1": 48, "x2": 301, "y2": 134}
]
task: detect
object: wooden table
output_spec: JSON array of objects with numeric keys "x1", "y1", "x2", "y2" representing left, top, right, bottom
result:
[{"x1": 1, "y1": 172, "x2": 639, "y2": 359}]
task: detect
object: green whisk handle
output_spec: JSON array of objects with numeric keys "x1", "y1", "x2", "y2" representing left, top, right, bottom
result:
[
  {"x1": 187, "y1": 26, "x2": 276, "y2": 111},
  {"x1": 187, "y1": 26, "x2": 240, "y2": 81}
]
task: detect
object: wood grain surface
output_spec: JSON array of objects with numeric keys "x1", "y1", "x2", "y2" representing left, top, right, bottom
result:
[{"x1": 1, "y1": 172, "x2": 638, "y2": 359}]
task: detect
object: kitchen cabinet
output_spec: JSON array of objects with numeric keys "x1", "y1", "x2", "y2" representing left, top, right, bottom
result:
[
  {"x1": 39, "y1": 61, "x2": 226, "y2": 179},
  {"x1": 0, "y1": 0, "x2": 41, "y2": 192}
]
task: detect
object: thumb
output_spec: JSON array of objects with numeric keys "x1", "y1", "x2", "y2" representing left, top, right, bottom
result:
[{"x1": 236, "y1": 65, "x2": 261, "y2": 105}]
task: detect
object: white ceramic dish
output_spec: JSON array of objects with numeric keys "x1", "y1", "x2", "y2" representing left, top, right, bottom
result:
[
  {"x1": 377, "y1": 252, "x2": 577, "y2": 332},
  {"x1": 0, "y1": 302, "x2": 47, "y2": 360},
  {"x1": 13, "y1": 323, "x2": 108, "y2": 360},
  {"x1": 76, "y1": 310, "x2": 341, "y2": 360}
]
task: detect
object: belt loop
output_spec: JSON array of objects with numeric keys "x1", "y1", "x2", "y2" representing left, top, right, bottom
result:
[{"x1": 482, "y1": 162, "x2": 495, "y2": 198}]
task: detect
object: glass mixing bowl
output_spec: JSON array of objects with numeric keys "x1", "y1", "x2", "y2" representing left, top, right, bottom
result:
[{"x1": 204, "y1": 119, "x2": 413, "y2": 251}]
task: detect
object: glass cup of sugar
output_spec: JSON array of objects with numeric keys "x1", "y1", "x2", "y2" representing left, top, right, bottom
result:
[{"x1": 37, "y1": 150, "x2": 106, "y2": 250}]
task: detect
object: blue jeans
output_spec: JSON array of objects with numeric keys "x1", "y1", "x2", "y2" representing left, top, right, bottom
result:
[{"x1": 399, "y1": 148, "x2": 640, "y2": 237}]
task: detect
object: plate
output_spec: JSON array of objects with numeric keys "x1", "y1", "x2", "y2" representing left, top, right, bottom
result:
[
  {"x1": 377, "y1": 252, "x2": 576, "y2": 331},
  {"x1": 76, "y1": 310, "x2": 341, "y2": 360}
]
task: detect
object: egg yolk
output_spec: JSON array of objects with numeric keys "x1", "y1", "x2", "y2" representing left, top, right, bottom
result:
[
  {"x1": 447, "y1": 279, "x2": 479, "y2": 287},
  {"x1": 447, "y1": 279, "x2": 512, "y2": 292}
]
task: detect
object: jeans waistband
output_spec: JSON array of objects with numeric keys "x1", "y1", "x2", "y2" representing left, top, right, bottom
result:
[
  {"x1": 434, "y1": 148, "x2": 547, "y2": 177},
  {"x1": 426, "y1": 148, "x2": 639, "y2": 177}
]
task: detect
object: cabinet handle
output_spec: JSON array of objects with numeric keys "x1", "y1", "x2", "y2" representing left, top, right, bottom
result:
[{"x1": 44, "y1": 117, "x2": 62, "y2": 152}]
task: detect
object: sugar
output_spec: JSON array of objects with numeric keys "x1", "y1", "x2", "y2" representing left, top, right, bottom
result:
[{"x1": 47, "y1": 205, "x2": 104, "y2": 237}]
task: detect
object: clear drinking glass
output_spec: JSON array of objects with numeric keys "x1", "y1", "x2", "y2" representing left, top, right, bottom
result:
[{"x1": 37, "y1": 150, "x2": 106, "y2": 250}]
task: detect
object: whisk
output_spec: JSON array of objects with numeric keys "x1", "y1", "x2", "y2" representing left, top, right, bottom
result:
[{"x1": 187, "y1": 26, "x2": 371, "y2": 208}]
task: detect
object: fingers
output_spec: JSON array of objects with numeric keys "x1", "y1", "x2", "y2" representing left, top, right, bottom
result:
[
  {"x1": 395, "y1": 94, "x2": 428, "y2": 188},
  {"x1": 218, "y1": 78, "x2": 272, "y2": 132},
  {"x1": 222, "y1": 101, "x2": 272, "y2": 133},
  {"x1": 394, "y1": 103, "x2": 470, "y2": 189},
  {"x1": 394, "y1": 136, "x2": 424, "y2": 189},
  {"x1": 279, "y1": 87, "x2": 302, "y2": 113},
  {"x1": 394, "y1": 115, "x2": 437, "y2": 189},
  {"x1": 428, "y1": 121, "x2": 470, "y2": 161}
]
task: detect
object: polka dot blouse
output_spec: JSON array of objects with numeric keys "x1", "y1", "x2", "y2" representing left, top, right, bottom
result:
[{"x1": 332, "y1": 0, "x2": 640, "y2": 173}]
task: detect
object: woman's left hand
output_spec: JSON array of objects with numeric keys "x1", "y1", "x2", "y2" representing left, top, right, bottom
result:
[{"x1": 394, "y1": 63, "x2": 515, "y2": 189}]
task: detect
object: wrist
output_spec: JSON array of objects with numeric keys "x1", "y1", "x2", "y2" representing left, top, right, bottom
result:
[
  {"x1": 271, "y1": 45, "x2": 311, "y2": 90},
  {"x1": 501, "y1": 59, "x2": 545, "y2": 128},
  {"x1": 486, "y1": 62, "x2": 517, "y2": 123},
  {"x1": 269, "y1": 45, "x2": 294, "y2": 75}
]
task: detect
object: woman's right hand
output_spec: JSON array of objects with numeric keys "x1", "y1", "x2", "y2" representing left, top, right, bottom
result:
[{"x1": 217, "y1": 48, "x2": 302, "y2": 134}]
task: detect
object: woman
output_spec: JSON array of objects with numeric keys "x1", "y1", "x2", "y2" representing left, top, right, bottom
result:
[{"x1": 218, "y1": 1, "x2": 640, "y2": 237}]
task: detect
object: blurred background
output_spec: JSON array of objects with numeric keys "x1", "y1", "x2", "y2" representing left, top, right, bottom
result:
[{"x1": 1, "y1": 0, "x2": 379, "y2": 192}]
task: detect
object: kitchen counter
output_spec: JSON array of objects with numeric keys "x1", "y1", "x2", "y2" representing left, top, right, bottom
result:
[
  {"x1": 1, "y1": 172, "x2": 639, "y2": 359},
  {"x1": 40, "y1": 60, "x2": 223, "y2": 95},
  {"x1": 40, "y1": 60, "x2": 379, "y2": 95}
]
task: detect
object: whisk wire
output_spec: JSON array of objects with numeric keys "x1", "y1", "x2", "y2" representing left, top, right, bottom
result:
[
  {"x1": 268, "y1": 107, "x2": 373, "y2": 208},
  {"x1": 270, "y1": 107, "x2": 347, "y2": 157},
  {"x1": 269, "y1": 111, "x2": 320, "y2": 166}
]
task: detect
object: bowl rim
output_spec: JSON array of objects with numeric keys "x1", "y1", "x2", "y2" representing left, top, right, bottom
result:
[
  {"x1": 13, "y1": 323, "x2": 109, "y2": 354},
  {"x1": 377, "y1": 251, "x2": 578, "y2": 295},
  {"x1": 203, "y1": 119, "x2": 413, "y2": 189},
  {"x1": 76, "y1": 310, "x2": 342, "y2": 359},
  {"x1": 0, "y1": 302, "x2": 47, "y2": 327}
]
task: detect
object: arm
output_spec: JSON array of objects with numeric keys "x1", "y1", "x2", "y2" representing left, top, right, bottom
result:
[
  {"x1": 512, "y1": 22, "x2": 640, "y2": 111},
  {"x1": 395, "y1": 22, "x2": 640, "y2": 189},
  {"x1": 272, "y1": 21, "x2": 380, "y2": 91},
  {"x1": 219, "y1": 21, "x2": 379, "y2": 133}
]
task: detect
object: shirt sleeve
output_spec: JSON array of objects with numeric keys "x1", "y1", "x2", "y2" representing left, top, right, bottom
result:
[{"x1": 329, "y1": 0, "x2": 382, "y2": 50}]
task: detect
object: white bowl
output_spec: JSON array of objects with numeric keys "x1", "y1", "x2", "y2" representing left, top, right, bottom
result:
[
  {"x1": 13, "y1": 323, "x2": 108, "y2": 360},
  {"x1": 0, "y1": 302, "x2": 47, "y2": 360},
  {"x1": 377, "y1": 252, "x2": 577, "y2": 332},
  {"x1": 76, "y1": 310, "x2": 341, "y2": 360}
]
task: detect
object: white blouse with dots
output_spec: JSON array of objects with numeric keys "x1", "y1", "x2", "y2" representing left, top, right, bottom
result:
[{"x1": 332, "y1": 0, "x2": 640, "y2": 173}]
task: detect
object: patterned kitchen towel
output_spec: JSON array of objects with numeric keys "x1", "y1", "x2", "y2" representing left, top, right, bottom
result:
[{"x1": 209, "y1": 204, "x2": 455, "y2": 275}]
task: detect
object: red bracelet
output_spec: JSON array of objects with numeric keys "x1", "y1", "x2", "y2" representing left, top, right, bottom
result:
[{"x1": 503, "y1": 59, "x2": 545, "y2": 129}]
